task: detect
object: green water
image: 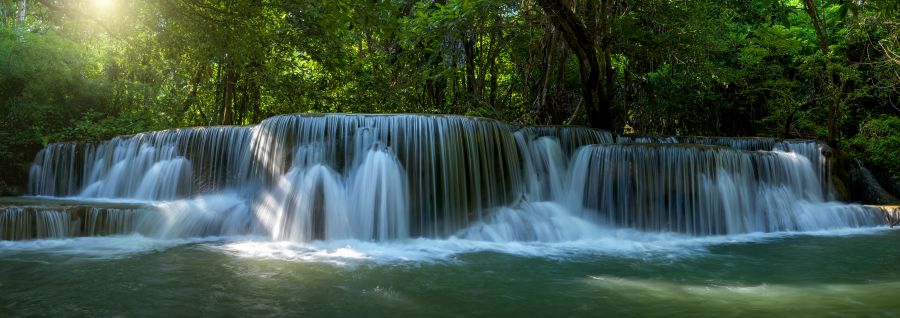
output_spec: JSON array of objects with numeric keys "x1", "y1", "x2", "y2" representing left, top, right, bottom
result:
[{"x1": 1, "y1": 230, "x2": 899, "y2": 317}]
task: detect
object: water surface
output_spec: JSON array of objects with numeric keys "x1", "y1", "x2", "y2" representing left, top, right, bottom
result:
[{"x1": 2, "y1": 229, "x2": 898, "y2": 317}]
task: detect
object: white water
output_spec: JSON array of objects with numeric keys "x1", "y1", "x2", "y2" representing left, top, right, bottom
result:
[
  {"x1": 13, "y1": 114, "x2": 885, "y2": 245},
  {"x1": 0, "y1": 234, "x2": 228, "y2": 260},
  {"x1": 0, "y1": 226, "x2": 888, "y2": 265}
]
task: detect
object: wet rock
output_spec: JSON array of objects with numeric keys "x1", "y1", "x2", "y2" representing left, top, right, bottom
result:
[{"x1": 850, "y1": 161, "x2": 900, "y2": 205}]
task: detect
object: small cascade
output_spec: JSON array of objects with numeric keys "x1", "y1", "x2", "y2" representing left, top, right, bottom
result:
[
  {"x1": 518, "y1": 136, "x2": 569, "y2": 202},
  {"x1": 28, "y1": 127, "x2": 253, "y2": 199},
  {"x1": 135, "y1": 194, "x2": 253, "y2": 239},
  {"x1": 346, "y1": 149, "x2": 410, "y2": 241},
  {"x1": 28, "y1": 143, "x2": 81, "y2": 196},
  {"x1": 14, "y1": 113, "x2": 884, "y2": 243},
  {"x1": 616, "y1": 135, "x2": 778, "y2": 151},
  {"x1": 252, "y1": 146, "x2": 410, "y2": 241},
  {"x1": 253, "y1": 159, "x2": 349, "y2": 241},
  {"x1": 675, "y1": 136, "x2": 778, "y2": 151},
  {"x1": 459, "y1": 202, "x2": 601, "y2": 242},
  {"x1": 0, "y1": 205, "x2": 141, "y2": 240},
  {"x1": 566, "y1": 144, "x2": 881, "y2": 235},
  {"x1": 0, "y1": 196, "x2": 254, "y2": 241},
  {"x1": 775, "y1": 140, "x2": 834, "y2": 200},
  {"x1": 244, "y1": 115, "x2": 524, "y2": 237},
  {"x1": 517, "y1": 126, "x2": 614, "y2": 155},
  {"x1": 79, "y1": 145, "x2": 193, "y2": 201}
]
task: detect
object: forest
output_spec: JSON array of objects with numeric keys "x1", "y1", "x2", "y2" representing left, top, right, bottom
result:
[{"x1": 0, "y1": 0, "x2": 898, "y2": 196}]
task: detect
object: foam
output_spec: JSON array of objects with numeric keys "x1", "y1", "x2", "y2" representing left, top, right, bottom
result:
[
  {"x1": 209, "y1": 226, "x2": 890, "y2": 265},
  {"x1": 0, "y1": 234, "x2": 227, "y2": 260},
  {"x1": 0, "y1": 223, "x2": 887, "y2": 264},
  {"x1": 19, "y1": 195, "x2": 160, "y2": 205}
]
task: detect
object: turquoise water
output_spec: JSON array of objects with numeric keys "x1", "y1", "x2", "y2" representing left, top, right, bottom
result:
[{"x1": 2, "y1": 229, "x2": 898, "y2": 317}]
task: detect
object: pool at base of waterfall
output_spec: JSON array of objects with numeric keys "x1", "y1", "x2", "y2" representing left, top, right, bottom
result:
[{"x1": 1, "y1": 229, "x2": 898, "y2": 317}]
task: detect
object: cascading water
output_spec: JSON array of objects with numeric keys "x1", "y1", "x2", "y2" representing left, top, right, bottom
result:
[
  {"x1": 10, "y1": 114, "x2": 883, "y2": 242},
  {"x1": 28, "y1": 127, "x2": 253, "y2": 198},
  {"x1": 0, "y1": 205, "x2": 140, "y2": 240},
  {"x1": 565, "y1": 144, "x2": 874, "y2": 235}
]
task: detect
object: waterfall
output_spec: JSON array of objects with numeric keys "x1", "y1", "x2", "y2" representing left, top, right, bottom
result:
[
  {"x1": 28, "y1": 127, "x2": 253, "y2": 199},
  {"x1": 565, "y1": 144, "x2": 878, "y2": 235},
  {"x1": 13, "y1": 114, "x2": 882, "y2": 242},
  {"x1": 233, "y1": 115, "x2": 525, "y2": 237},
  {"x1": 0, "y1": 205, "x2": 141, "y2": 240}
]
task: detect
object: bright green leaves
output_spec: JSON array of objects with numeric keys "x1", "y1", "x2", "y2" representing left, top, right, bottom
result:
[
  {"x1": 0, "y1": 26, "x2": 114, "y2": 144},
  {"x1": 0, "y1": 24, "x2": 135, "y2": 191}
]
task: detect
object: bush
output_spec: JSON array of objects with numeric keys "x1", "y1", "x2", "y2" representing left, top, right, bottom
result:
[
  {"x1": 0, "y1": 26, "x2": 149, "y2": 191},
  {"x1": 850, "y1": 116, "x2": 900, "y2": 194}
]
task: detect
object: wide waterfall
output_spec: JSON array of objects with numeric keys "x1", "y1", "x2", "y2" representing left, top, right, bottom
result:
[{"x1": 14, "y1": 114, "x2": 882, "y2": 242}]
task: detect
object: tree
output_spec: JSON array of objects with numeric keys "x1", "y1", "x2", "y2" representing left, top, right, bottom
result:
[
  {"x1": 800, "y1": 0, "x2": 839, "y2": 144},
  {"x1": 17, "y1": 0, "x2": 24, "y2": 22},
  {"x1": 534, "y1": 0, "x2": 614, "y2": 131}
]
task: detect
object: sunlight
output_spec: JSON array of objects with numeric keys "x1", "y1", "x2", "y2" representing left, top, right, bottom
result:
[{"x1": 91, "y1": 0, "x2": 115, "y2": 13}]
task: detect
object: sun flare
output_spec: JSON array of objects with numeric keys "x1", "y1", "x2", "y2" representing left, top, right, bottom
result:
[{"x1": 91, "y1": 0, "x2": 115, "y2": 12}]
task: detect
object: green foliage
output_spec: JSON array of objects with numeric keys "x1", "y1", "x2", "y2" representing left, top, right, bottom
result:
[
  {"x1": 1, "y1": 0, "x2": 900, "y2": 192},
  {"x1": 850, "y1": 116, "x2": 900, "y2": 184},
  {"x1": 0, "y1": 24, "x2": 139, "y2": 191},
  {"x1": 0, "y1": 26, "x2": 109, "y2": 143},
  {"x1": 51, "y1": 109, "x2": 169, "y2": 142}
]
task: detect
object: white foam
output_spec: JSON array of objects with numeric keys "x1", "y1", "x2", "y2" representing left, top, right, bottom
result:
[
  {"x1": 208, "y1": 226, "x2": 890, "y2": 266},
  {"x1": 1, "y1": 195, "x2": 889, "y2": 264},
  {"x1": 0, "y1": 225, "x2": 888, "y2": 264},
  {"x1": 20, "y1": 195, "x2": 160, "y2": 205},
  {"x1": 0, "y1": 234, "x2": 227, "y2": 260},
  {"x1": 139, "y1": 192, "x2": 254, "y2": 239}
]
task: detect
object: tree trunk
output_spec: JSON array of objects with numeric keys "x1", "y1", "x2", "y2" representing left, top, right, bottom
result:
[
  {"x1": 801, "y1": 0, "x2": 838, "y2": 144},
  {"x1": 463, "y1": 36, "x2": 479, "y2": 109},
  {"x1": 541, "y1": 33, "x2": 555, "y2": 112},
  {"x1": 222, "y1": 66, "x2": 235, "y2": 126},
  {"x1": 183, "y1": 64, "x2": 204, "y2": 113},
  {"x1": 18, "y1": 0, "x2": 26, "y2": 22},
  {"x1": 600, "y1": 0, "x2": 616, "y2": 125},
  {"x1": 535, "y1": 0, "x2": 614, "y2": 131},
  {"x1": 802, "y1": 0, "x2": 829, "y2": 57}
]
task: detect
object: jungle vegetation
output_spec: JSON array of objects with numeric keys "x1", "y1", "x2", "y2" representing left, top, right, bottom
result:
[{"x1": 1, "y1": 0, "x2": 898, "y2": 194}]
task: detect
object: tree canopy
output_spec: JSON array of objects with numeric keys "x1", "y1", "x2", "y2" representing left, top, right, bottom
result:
[{"x1": 1, "y1": 0, "x2": 899, "y2": 193}]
